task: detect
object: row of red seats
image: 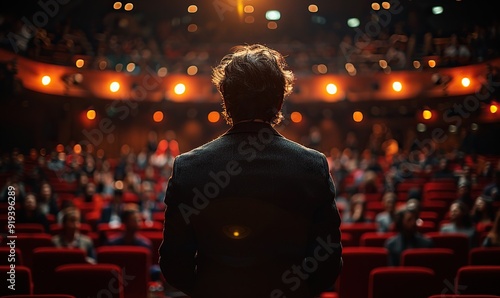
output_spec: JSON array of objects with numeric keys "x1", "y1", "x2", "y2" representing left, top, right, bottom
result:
[{"x1": 0, "y1": 246, "x2": 152, "y2": 298}]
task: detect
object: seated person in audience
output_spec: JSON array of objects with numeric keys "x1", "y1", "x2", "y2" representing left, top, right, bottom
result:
[
  {"x1": 106, "y1": 204, "x2": 152, "y2": 249},
  {"x1": 483, "y1": 209, "x2": 500, "y2": 247},
  {"x1": 52, "y1": 207, "x2": 96, "y2": 264},
  {"x1": 440, "y1": 200, "x2": 477, "y2": 247},
  {"x1": 343, "y1": 193, "x2": 372, "y2": 223},
  {"x1": 456, "y1": 177, "x2": 474, "y2": 208},
  {"x1": 471, "y1": 195, "x2": 495, "y2": 225},
  {"x1": 17, "y1": 192, "x2": 50, "y2": 232},
  {"x1": 106, "y1": 204, "x2": 162, "y2": 281},
  {"x1": 432, "y1": 158, "x2": 455, "y2": 179},
  {"x1": 483, "y1": 170, "x2": 500, "y2": 201},
  {"x1": 376, "y1": 192, "x2": 397, "y2": 232},
  {"x1": 99, "y1": 189, "x2": 125, "y2": 227},
  {"x1": 38, "y1": 181, "x2": 59, "y2": 217},
  {"x1": 385, "y1": 206, "x2": 433, "y2": 266}
]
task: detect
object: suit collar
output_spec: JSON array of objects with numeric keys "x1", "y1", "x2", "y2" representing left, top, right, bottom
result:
[{"x1": 223, "y1": 121, "x2": 283, "y2": 137}]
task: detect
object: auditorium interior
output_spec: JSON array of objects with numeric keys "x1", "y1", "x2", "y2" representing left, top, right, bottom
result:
[{"x1": 1, "y1": 0, "x2": 500, "y2": 297}]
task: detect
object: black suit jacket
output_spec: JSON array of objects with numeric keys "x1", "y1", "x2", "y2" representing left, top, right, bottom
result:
[{"x1": 159, "y1": 121, "x2": 342, "y2": 298}]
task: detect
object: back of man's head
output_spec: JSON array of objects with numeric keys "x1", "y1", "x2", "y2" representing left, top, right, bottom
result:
[{"x1": 212, "y1": 44, "x2": 294, "y2": 125}]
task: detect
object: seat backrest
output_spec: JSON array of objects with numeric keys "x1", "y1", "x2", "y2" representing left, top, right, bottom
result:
[
  {"x1": 469, "y1": 247, "x2": 500, "y2": 266},
  {"x1": 456, "y1": 265, "x2": 500, "y2": 295},
  {"x1": 360, "y1": 232, "x2": 396, "y2": 247},
  {"x1": 96, "y1": 246, "x2": 151, "y2": 298},
  {"x1": 425, "y1": 232, "x2": 470, "y2": 268},
  {"x1": 401, "y1": 248, "x2": 458, "y2": 283},
  {"x1": 15, "y1": 233, "x2": 54, "y2": 268},
  {"x1": 340, "y1": 222, "x2": 378, "y2": 246},
  {"x1": 32, "y1": 247, "x2": 87, "y2": 294},
  {"x1": 11, "y1": 223, "x2": 46, "y2": 233},
  {"x1": 54, "y1": 263, "x2": 124, "y2": 298},
  {"x1": 369, "y1": 266, "x2": 438, "y2": 298},
  {"x1": 0, "y1": 247, "x2": 23, "y2": 266},
  {"x1": 337, "y1": 247, "x2": 388, "y2": 298},
  {"x1": 0, "y1": 265, "x2": 33, "y2": 296}
]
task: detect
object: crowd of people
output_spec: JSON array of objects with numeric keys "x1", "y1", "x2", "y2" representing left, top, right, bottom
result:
[{"x1": 1, "y1": 6, "x2": 500, "y2": 76}]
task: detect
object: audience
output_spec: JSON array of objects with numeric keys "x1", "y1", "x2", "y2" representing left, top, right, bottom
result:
[
  {"x1": 17, "y1": 192, "x2": 50, "y2": 232},
  {"x1": 440, "y1": 200, "x2": 477, "y2": 247},
  {"x1": 471, "y1": 195, "x2": 496, "y2": 225},
  {"x1": 483, "y1": 209, "x2": 500, "y2": 247},
  {"x1": 99, "y1": 189, "x2": 125, "y2": 227},
  {"x1": 52, "y1": 207, "x2": 96, "y2": 264},
  {"x1": 375, "y1": 192, "x2": 397, "y2": 232},
  {"x1": 343, "y1": 193, "x2": 372, "y2": 223},
  {"x1": 38, "y1": 181, "x2": 59, "y2": 217},
  {"x1": 385, "y1": 206, "x2": 434, "y2": 266}
]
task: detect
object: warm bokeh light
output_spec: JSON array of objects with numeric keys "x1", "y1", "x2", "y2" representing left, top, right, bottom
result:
[
  {"x1": 41, "y1": 75, "x2": 51, "y2": 86},
  {"x1": 379, "y1": 60, "x2": 388, "y2": 69},
  {"x1": 56, "y1": 144, "x2": 64, "y2": 153},
  {"x1": 392, "y1": 81, "x2": 402, "y2": 92},
  {"x1": 115, "y1": 63, "x2": 123, "y2": 72},
  {"x1": 157, "y1": 67, "x2": 168, "y2": 77},
  {"x1": 109, "y1": 81, "x2": 120, "y2": 92},
  {"x1": 428, "y1": 60, "x2": 436, "y2": 68},
  {"x1": 308, "y1": 4, "x2": 318, "y2": 13},
  {"x1": 267, "y1": 21, "x2": 278, "y2": 30},
  {"x1": 174, "y1": 83, "x2": 186, "y2": 95},
  {"x1": 244, "y1": 5, "x2": 254, "y2": 13},
  {"x1": 326, "y1": 83, "x2": 338, "y2": 95},
  {"x1": 461, "y1": 77, "x2": 471, "y2": 87},
  {"x1": 413, "y1": 61, "x2": 421, "y2": 69},
  {"x1": 353, "y1": 111, "x2": 363, "y2": 122},
  {"x1": 187, "y1": 24, "x2": 198, "y2": 32},
  {"x1": 153, "y1": 111, "x2": 164, "y2": 122},
  {"x1": 124, "y1": 3, "x2": 133, "y2": 11},
  {"x1": 114, "y1": 180, "x2": 124, "y2": 190},
  {"x1": 113, "y1": 2, "x2": 122, "y2": 10},
  {"x1": 245, "y1": 16, "x2": 255, "y2": 23},
  {"x1": 381, "y1": 2, "x2": 391, "y2": 9},
  {"x1": 233, "y1": 231, "x2": 240, "y2": 237},
  {"x1": 422, "y1": 109, "x2": 432, "y2": 120},
  {"x1": 490, "y1": 104, "x2": 498, "y2": 114},
  {"x1": 75, "y1": 59, "x2": 84, "y2": 68},
  {"x1": 73, "y1": 144, "x2": 82, "y2": 154},
  {"x1": 187, "y1": 5, "x2": 198, "y2": 13},
  {"x1": 317, "y1": 64, "x2": 327, "y2": 74},
  {"x1": 126, "y1": 62, "x2": 135, "y2": 72},
  {"x1": 99, "y1": 60, "x2": 107, "y2": 70},
  {"x1": 208, "y1": 111, "x2": 220, "y2": 123},
  {"x1": 86, "y1": 109, "x2": 96, "y2": 120},
  {"x1": 187, "y1": 65, "x2": 198, "y2": 75},
  {"x1": 290, "y1": 112, "x2": 303, "y2": 123},
  {"x1": 371, "y1": 2, "x2": 381, "y2": 10}
]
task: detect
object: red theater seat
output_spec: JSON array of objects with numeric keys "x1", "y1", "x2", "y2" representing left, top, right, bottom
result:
[
  {"x1": 469, "y1": 247, "x2": 500, "y2": 266},
  {"x1": 15, "y1": 233, "x2": 54, "y2": 268},
  {"x1": 401, "y1": 248, "x2": 458, "y2": 283},
  {"x1": 340, "y1": 222, "x2": 378, "y2": 246},
  {"x1": 369, "y1": 266, "x2": 438, "y2": 298},
  {"x1": 455, "y1": 266, "x2": 500, "y2": 295},
  {"x1": 96, "y1": 246, "x2": 151, "y2": 298},
  {"x1": 32, "y1": 247, "x2": 87, "y2": 294},
  {"x1": 0, "y1": 265, "x2": 33, "y2": 296},
  {"x1": 425, "y1": 232, "x2": 470, "y2": 268},
  {"x1": 337, "y1": 247, "x2": 388, "y2": 298},
  {"x1": 0, "y1": 247, "x2": 23, "y2": 266},
  {"x1": 54, "y1": 264, "x2": 124, "y2": 298},
  {"x1": 359, "y1": 232, "x2": 396, "y2": 247}
]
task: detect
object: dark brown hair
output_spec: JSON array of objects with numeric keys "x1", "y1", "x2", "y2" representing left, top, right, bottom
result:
[{"x1": 212, "y1": 44, "x2": 294, "y2": 125}]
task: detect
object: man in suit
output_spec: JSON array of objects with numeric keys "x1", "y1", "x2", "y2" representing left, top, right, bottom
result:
[{"x1": 159, "y1": 44, "x2": 342, "y2": 298}]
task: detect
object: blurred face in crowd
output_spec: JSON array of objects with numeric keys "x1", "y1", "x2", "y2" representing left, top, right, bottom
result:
[
  {"x1": 24, "y1": 194, "x2": 37, "y2": 212},
  {"x1": 125, "y1": 210, "x2": 141, "y2": 233},
  {"x1": 450, "y1": 202, "x2": 463, "y2": 222},
  {"x1": 63, "y1": 210, "x2": 81, "y2": 233}
]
